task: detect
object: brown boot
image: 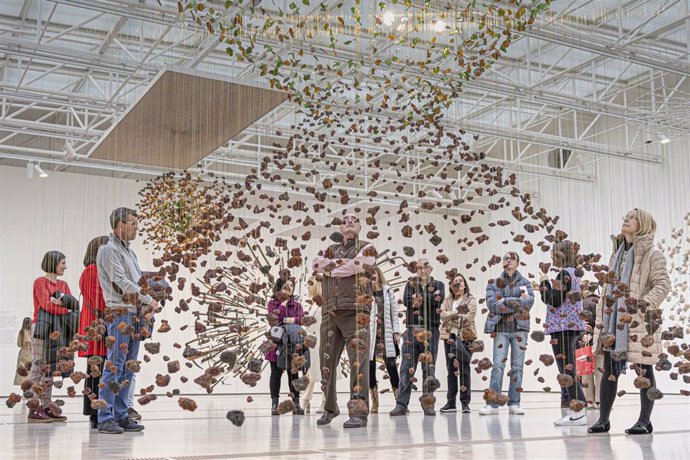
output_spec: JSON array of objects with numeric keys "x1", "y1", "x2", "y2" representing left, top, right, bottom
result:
[
  {"x1": 28, "y1": 408, "x2": 53, "y2": 423},
  {"x1": 44, "y1": 407, "x2": 67, "y2": 422},
  {"x1": 369, "y1": 387, "x2": 379, "y2": 414}
]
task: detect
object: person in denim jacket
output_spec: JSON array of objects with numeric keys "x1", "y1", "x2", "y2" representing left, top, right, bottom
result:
[{"x1": 480, "y1": 251, "x2": 535, "y2": 416}]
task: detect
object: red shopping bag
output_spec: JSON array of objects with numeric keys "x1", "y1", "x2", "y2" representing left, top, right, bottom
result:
[{"x1": 576, "y1": 345, "x2": 594, "y2": 376}]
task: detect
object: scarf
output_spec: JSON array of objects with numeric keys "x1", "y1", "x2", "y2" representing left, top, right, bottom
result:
[{"x1": 602, "y1": 241, "x2": 634, "y2": 375}]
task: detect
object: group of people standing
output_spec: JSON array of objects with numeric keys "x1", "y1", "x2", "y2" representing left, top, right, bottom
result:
[
  {"x1": 21, "y1": 204, "x2": 670, "y2": 438},
  {"x1": 22, "y1": 208, "x2": 157, "y2": 434},
  {"x1": 265, "y1": 208, "x2": 670, "y2": 436}
]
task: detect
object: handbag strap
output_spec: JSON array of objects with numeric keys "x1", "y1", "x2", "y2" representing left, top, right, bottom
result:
[
  {"x1": 78, "y1": 294, "x2": 106, "y2": 346},
  {"x1": 79, "y1": 294, "x2": 101, "y2": 319}
]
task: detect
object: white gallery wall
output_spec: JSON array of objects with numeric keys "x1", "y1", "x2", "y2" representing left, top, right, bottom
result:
[{"x1": 1, "y1": 135, "x2": 689, "y2": 404}]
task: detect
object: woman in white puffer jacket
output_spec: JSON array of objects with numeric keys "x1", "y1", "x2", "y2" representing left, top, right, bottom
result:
[{"x1": 368, "y1": 266, "x2": 402, "y2": 413}]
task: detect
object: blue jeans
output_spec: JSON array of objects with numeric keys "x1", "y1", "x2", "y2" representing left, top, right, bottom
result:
[
  {"x1": 488, "y1": 331, "x2": 528, "y2": 407},
  {"x1": 126, "y1": 372, "x2": 137, "y2": 408},
  {"x1": 98, "y1": 312, "x2": 140, "y2": 423},
  {"x1": 395, "y1": 326, "x2": 440, "y2": 408}
]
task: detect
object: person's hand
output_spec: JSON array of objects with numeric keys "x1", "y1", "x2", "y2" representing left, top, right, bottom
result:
[
  {"x1": 520, "y1": 292, "x2": 530, "y2": 299},
  {"x1": 585, "y1": 324, "x2": 593, "y2": 332},
  {"x1": 582, "y1": 333, "x2": 592, "y2": 343},
  {"x1": 393, "y1": 333, "x2": 401, "y2": 344},
  {"x1": 50, "y1": 297, "x2": 63, "y2": 306},
  {"x1": 413, "y1": 294, "x2": 423, "y2": 307},
  {"x1": 284, "y1": 317, "x2": 296, "y2": 324}
]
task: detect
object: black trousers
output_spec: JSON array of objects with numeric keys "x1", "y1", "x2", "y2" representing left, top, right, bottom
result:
[
  {"x1": 369, "y1": 357, "x2": 400, "y2": 389},
  {"x1": 444, "y1": 334, "x2": 473, "y2": 404},
  {"x1": 396, "y1": 327, "x2": 440, "y2": 408},
  {"x1": 269, "y1": 361, "x2": 300, "y2": 400},
  {"x1": 598, "y1": 351, "x2": 656, "y2": 424},
  {"x1": 83, "y1": 356, "x2": 104, "y2": 417},
  {"x1": 551, "y1": 330, "x2": 585, "y2": 403}
]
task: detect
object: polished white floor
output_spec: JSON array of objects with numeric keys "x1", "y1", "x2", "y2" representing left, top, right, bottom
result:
[{"x1": 1, "y1": 392, "x2": 689, "y2": 460}]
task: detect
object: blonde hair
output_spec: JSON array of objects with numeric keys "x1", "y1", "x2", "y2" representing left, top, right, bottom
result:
[
  {"x1": 306, "y1": 275, "x2": 322, "y2": 300},
  {"x1": 634, "y1": 208, "x2": 657, "y2": 236}
]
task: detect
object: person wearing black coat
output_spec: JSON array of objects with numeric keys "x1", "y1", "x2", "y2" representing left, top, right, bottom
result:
[{"x1": 390, "y1": 258, "x2": 445, "y2": 417}]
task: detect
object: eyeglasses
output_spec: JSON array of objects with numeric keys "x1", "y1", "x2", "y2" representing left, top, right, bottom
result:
[{"x1": 622, "y1": 214, "x2": 637, "y2": 222}]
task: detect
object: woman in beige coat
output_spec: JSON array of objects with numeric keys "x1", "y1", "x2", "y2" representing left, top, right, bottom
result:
[
  {"x1": 438, "y1": 273, "x2": 477, "y2": 414},
  {"x1": 14, "y1": 317, "x2": 32, "y2": 385},
  {"x1": 589, "y1": 209, "x2": 671, "y2": 435}
]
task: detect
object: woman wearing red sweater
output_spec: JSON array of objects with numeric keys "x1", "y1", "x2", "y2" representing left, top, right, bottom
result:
[
  {"x1": 29, "y1": 251, "x2": 72, "y2": 423},
  {"x1": 79, "y1": 236, "x2": 109, "y2": 429}
]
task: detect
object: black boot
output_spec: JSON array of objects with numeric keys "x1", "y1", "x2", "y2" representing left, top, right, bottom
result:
[
  {"x1": 90, "y1": 414, "x2": 98, "y2": 429},
  {"x1": 271, "y1": 398, "x2": 279, "y2": 416},
  {"x1": 317, "y1": 408, "x2": 340, "y2": 425},
  {"x1": 293, "y1": 398, "x2": 305, "y2": 415}
]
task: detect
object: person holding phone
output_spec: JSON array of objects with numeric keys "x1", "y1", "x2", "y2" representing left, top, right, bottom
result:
[
  {"x1": 480, "y1": 251, "x2": 535, "y2": 416},
  {"x1": 265, "y1": 275, "x2": 305, "y2": 415},
  {"x1": 29, "y1": 251, "x2": 73, "y2": 423}
]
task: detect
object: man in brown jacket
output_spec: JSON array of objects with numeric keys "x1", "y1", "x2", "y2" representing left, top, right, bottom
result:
[{"x1": 313, "y1": 214, "x2": 376, "y2": 428}]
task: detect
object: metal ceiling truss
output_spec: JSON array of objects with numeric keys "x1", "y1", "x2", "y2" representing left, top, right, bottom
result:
[{"x1": 0, "y1": 0, "x2": 688, "y2": 198}]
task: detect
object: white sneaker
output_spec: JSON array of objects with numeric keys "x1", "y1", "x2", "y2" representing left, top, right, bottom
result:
[
  {"x1": 554, "y1": 410, "x2": 587, "y2": 426},
  {"x1": 479, "y1": 405, "x2": 499, "y2": 415},
  {"x1": 509, "y1": 405, "x2": 525, "y2": 415}
]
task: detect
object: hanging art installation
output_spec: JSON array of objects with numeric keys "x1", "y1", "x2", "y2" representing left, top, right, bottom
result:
[{"x1": 9, "y1": 0, "x2": 689, "y2": 428}]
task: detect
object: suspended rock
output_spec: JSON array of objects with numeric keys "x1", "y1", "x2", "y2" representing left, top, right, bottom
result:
[{"x1": 226, "y1": 410, "x2": 245, "y2": 427}]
